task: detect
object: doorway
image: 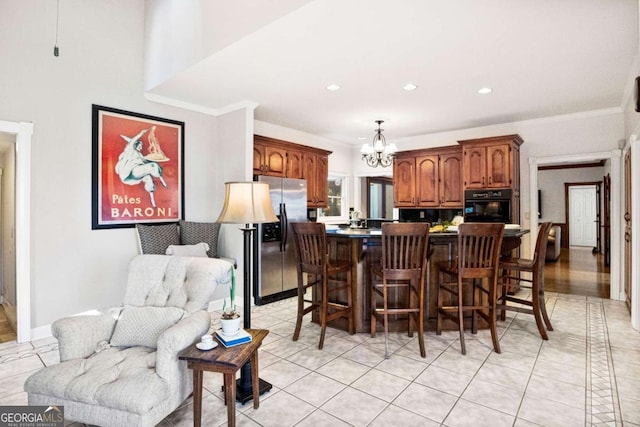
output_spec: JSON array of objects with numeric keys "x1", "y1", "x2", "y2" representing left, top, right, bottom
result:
[
  {"x1": 568, "y1": 185, "x2": 597, "y2": 248},
  {"x1": 366, "y1": 177, "x2": 393, "y2": 219},
  {"x1": 529, "y1": 150, "x2": 621, "y2": 303},
  {"x1": 0, "y1": 120, "x2": 32, "y2": 343},
  {"x1": 0, "y1": 143, "x2": 17, "y2": 343}
]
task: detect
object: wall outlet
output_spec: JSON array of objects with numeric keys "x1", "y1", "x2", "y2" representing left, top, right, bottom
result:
[
  {"x1": 419, "y1": 211, "x2": 425, "y2": 219},
  {"x1": 524, "y1": 212, "x2": 530, "y2": 220}
]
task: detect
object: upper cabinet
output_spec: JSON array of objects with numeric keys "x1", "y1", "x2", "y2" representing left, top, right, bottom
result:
[
  {"x1": 303, "y1": 152, "x2": 329, "y2": 207},
  {"x1": 253, "y1": 141, "x2": 287, "y2": 177},
  {"x1": 459, "y1": 134, "x2": 523, "y2": 190},
  {"x1": 393, "y1": 146, "x2": 463, "y2": 208},
  {"x1": 254, "y1": 135, "x2": 331, "y2": 208}
]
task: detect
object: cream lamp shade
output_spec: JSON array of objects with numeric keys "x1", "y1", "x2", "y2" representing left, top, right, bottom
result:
[{"x1": 216, "y1": 182, "x2": 278, "y2": 224}]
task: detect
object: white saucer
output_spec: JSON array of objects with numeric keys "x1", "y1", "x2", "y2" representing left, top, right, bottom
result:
[{"x1": 196, "y1": 341, "x2": 218, "y2": 351}]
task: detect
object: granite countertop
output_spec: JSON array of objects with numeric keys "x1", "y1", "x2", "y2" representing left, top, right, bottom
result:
[{"x1": 325, "y1": 226, "x2": 529, "y2": 238}]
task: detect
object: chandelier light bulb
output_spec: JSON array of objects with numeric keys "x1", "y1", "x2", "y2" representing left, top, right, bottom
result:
[{"x1": 361, "y1": 120, "x2": 396, "y2": 168}]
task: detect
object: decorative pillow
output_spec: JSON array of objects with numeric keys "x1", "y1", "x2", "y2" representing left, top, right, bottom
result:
[
  {"x1": 110, "y1": 306, "x2": 185, "y2": 349},
  {"x1": 179, "y1": 220, "x2": 220, "y2": 258},
  {"x1": 136, "y1": 223, "x2": 180, "y2": 255},
  {"x1": 165, "y1": 242, "x2": 210, "y2": 257}
]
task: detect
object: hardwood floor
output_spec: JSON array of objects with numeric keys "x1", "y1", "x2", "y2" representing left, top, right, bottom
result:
[
  {"x1": 0, "y1": 304, "x2": 16, "y2": 343},
  {"x1": 544, "y1": 246, "x2": 610, "y2": 298}
]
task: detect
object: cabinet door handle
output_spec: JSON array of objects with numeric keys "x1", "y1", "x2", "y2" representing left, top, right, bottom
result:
[{"x1": 482, "y1": 177, "x2": 485, "y2": 185}]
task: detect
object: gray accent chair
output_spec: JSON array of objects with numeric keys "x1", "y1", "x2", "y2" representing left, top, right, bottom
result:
[{"x1": 24, "y1": 255, "x2": 233, "y2": 427}]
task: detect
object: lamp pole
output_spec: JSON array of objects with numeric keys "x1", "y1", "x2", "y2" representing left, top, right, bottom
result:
[{"x1": 234, "y1": 225, "x2": 272, "y2": 403}]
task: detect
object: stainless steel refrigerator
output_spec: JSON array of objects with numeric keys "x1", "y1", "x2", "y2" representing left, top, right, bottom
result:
[{"x1": 253, "y1": 176, "x2": 307, "y2": 305}]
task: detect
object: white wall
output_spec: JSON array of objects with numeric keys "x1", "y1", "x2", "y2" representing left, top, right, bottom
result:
[
  {"x1": 0, "y1": 0, "x2": 232, "y2": 329},
  {"x1": 143, "y1": 0, "x2": 312, "y2": 91}
]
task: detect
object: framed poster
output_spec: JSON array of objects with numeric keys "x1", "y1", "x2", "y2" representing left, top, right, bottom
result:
[{"x1": 92, "y1": 104, "x2": 184, "y2": 229}]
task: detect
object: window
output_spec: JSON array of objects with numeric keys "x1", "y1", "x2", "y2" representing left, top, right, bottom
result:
[{"x1": 319, "y1": 175, "x2": 347, "y2": 221}]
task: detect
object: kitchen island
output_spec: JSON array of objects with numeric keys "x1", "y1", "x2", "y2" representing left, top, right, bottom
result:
[{"x1": 323, "y1": 226, "x2": 529, "y2": 333}]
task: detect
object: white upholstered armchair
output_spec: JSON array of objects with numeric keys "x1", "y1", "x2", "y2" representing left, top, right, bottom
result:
[{"x1": 24, "y1": 255, "x2": 233, "y2": 427}]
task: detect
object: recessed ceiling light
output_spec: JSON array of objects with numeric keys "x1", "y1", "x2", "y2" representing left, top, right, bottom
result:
[
  {"x1": 358, "y1": 136, "x2": 366, "y2": 140},
  {"x1": 403, "y1": 83, "x2": 418, "y2": 91},
  {"x1": 326, "y1": 83, "x2": 340, "y2": 91},
  {"x1": 478, "y1": 87, "x2": 492, "y2": 94}
]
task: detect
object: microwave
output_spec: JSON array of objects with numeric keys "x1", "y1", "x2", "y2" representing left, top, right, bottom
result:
[{"x1": 464, "y1": 189, "x2": 512, "y2": 223}]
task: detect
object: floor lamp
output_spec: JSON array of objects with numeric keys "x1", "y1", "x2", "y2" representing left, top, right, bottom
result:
[{"x1": 216, "y1": 181, "x2": 278, "y2": 403}]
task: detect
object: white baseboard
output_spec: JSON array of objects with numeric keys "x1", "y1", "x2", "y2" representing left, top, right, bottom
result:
[{"x1": 30, "y1": 324, "x2": 53, "y2": 341}]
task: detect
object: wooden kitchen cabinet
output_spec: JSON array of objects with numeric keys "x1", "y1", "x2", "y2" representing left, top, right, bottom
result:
[
  {"x1": 439, "y1": 150, "x2": 464, "y2": 206},
  {"x1": 415, "y1": 155, "x2": 439, "y2": 207},
  {"x1": 393, "y1": 157, "x2": 416, "y2": 206},
  {"x1": 253, "y1": 139, "x2": 287, "y2": 177},
  {"x1": 286, "y1": 149, "x2": 303, "y2": 179},
  {"x1": 303, "y1": 152, "x2": 329, "y2": 207},
  {"x1": 459, "y1": 135, "x2": 523, "y2": 190},
  {"x1": 254, "y1": 135, "x2": 331, "y2": 208},
  {"x1": 393, "y1": 146, "x2": 462, "y2": 208}
]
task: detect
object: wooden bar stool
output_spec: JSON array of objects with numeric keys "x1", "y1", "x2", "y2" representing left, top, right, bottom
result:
[
  {"x1": 291, "y1": 222, "x2": 354, "y2": 349},
  {"x1": 498, "y1": 221, "x2": 554, "y2": 339},
  {"x1": 436, "y1": 223, "x2": 505, "y2": 355},
  {"x1": 370, "y1": 223, "x2": 430, "y2": 358}
]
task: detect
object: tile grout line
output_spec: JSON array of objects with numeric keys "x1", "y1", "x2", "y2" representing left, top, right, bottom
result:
[{"x1": 587, "y1": 300, "x2": 622, "y2": 426}]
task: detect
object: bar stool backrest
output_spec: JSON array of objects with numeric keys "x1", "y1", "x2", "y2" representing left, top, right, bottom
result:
[
  {"x1": 457, "y1": 223, "x2": 505, "y2": 279},
  {"x1": 291, "y1": 222, "x2": 328, "y2": 276},
  {"x1": 381, "y1": 223, "x2": 430, "y2": 281}
]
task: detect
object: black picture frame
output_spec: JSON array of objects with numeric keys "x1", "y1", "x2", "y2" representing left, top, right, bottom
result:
[{"x1": 91, "y1": 105, "x2": 185, "y2": 229}]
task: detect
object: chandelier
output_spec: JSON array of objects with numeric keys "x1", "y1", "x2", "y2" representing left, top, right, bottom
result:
[{"x1": 360, "y1": 120, "x2": 397, "y2": 168}]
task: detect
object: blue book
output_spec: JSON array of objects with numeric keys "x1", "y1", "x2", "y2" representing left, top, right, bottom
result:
[{"x1": 215, "y1": 329, "x2": 252, "y2": 347}]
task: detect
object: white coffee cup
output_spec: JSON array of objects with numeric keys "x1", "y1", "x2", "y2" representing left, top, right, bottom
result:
[{"x1": 201, "y1": 334, "x2": 213, "y2": 345}]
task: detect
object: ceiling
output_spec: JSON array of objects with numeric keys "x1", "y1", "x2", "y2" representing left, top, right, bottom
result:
[{"x1": 149, "y1": 0, "x2": 639, "y2": 145}]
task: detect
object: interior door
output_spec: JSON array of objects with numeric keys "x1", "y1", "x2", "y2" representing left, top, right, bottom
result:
[
  {"x1": 625, "y1": 150, "x2": 632, "y2": 312},
  {"x1": 569, "y1": 185, "x2": 597, "y2": 247}
]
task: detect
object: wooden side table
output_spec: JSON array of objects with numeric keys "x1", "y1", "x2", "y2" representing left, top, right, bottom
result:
[{"x1": 178, "y1": 329, "x2": 269, "y2": 427}]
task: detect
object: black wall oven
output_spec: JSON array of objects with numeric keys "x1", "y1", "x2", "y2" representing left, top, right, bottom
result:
[{"x1": 464, "y1": 189, "x2": 512, "y2": 223}]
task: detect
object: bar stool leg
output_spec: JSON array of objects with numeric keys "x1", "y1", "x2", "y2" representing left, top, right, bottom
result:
[
  {"x1": 489, "y1": 278, "x2": 501, "y2": 353},
  {"x1": 538, "y1": 271, "x2": 553, "y2": 331},
  {"x1": 457, "y1": 278, "x2": 466, "y2": 355},
  {"x1": 293, "y1": 275, "x2": 305, "y2": 342},
  {"x1": 383, "y1": 281, "x2": 390, "y2": 359},
  {"x1": 319, "y1": 275, "x2": 328, "y2": 350},
  {"x1": 436, "y1": 272, "x2": 443, "y2": 336},
  {"x1": 531, "y1": 269, "x2": 549, "y2": 340},
  {"x1": 347, "y1": 270, "x2": 355, "y2": 334}
]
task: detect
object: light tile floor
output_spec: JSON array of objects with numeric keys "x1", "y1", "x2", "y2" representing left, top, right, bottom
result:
[{"x1": 1, "y1": 291, "x2": 639, "y2": 426}]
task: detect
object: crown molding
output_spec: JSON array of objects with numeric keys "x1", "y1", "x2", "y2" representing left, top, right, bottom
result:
[{"x1": 144, "y1": 93, "x2": 258, "y2": 116}]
